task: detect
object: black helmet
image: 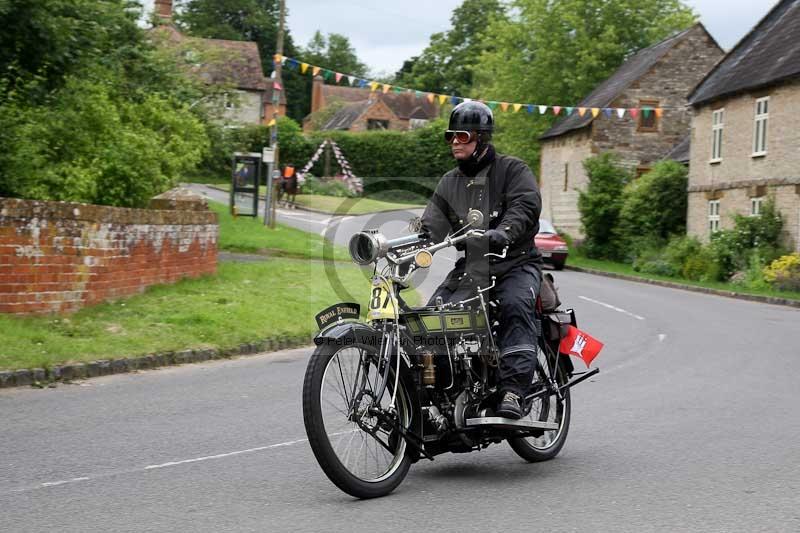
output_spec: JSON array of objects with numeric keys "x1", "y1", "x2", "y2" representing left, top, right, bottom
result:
[{"x1": 448, "y1": 101, "x2": 494, "y2": 132}]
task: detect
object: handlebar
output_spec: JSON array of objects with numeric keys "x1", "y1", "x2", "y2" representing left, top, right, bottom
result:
[{"x1": 393, "y1": 229, "x2": 485, "y2": 265}]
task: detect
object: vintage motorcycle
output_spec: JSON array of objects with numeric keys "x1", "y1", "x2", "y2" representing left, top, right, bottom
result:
[{"x1": 302, "y1": 210, "x2": 599, "y2": 499}]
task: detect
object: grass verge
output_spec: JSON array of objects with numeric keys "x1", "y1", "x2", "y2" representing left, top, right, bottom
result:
[
  {"x1": 0, "y1": 258, "x2": 386, "y2": 370},
  {"x1": 208, "y1": 184, "x2": 424, "y2": 215},
  {"x1": 569, "y1": 255, "x2": 800, "y2": 301},
  {"x1": 210, "y1": 201, "x2": 349, "y2": 261}
]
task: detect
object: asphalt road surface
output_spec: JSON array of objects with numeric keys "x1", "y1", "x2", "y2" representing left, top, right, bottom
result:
[{"x1": 2, "y1": 191, "x2": 799, "y2": 532}]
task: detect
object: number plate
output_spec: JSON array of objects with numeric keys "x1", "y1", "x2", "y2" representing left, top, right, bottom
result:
[
  {"x1": 541, "y1": 251, "x2": 552, "y2": 258},
  {"x1": 368, "y1": 279, "x2": 396, "y2": 320}
]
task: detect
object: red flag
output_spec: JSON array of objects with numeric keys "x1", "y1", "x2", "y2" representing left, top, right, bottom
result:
[
  {"x1": 559, "y1": 325, "x2": 604, "y2": 367},
  {"x1": 335, "y1": 72, "x2": 343, "y2": 83},
  {"x1": 629, "y1": 108, "x2": 639, "y2": 120},
  {"x1": 552, "y1": 106, "x2": 562, "y2": 116}
]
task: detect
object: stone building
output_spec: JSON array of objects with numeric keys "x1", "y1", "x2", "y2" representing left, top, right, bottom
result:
[
  {"x1": 538, "y1": 23, "x2": 723, "y2": 237},
  {"x1": 304, "y1": 76, "x2": 439, "y2": 132},
  {"x1": 686, "y1": 0, "x2": 800, "y2": 251},
  {"x1": 150, "y1": 0, "x2": 285, "y2": 126}
]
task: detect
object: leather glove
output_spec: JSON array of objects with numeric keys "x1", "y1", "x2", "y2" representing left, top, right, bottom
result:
[{"x1": 484, "y1": 228, "x2": 510, "y2": 251}]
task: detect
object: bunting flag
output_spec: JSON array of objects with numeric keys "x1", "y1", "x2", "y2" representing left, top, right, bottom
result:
[
  {"x1": 299, "y1": 139, "x2": 362, "y2": 195},
  {"x1": 266, "y1": 118, "x2": 276, "y2": 127},
  {"x1": 273, "y1": 81, "x2": 282, "y2": 91},
  {"x1": 275, "y1": 54, "x2": 677, "y2": 122}
]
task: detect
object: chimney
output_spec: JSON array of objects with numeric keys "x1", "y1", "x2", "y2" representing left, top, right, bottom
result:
[
  {"x1": 311, "y1": 75, "x2": 325, "y2": 113},
  {"x1": 155, "y1": 0, "x2": 173, "y2": 22}
]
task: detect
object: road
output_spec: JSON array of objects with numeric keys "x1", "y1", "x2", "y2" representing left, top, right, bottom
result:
[{"x1": 1, "y1": 190, "x2": 799, "y2": 532}]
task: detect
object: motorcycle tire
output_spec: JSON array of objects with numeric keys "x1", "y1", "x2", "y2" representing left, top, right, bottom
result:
[
  {"x1": 303, "y1": 342, "x2": 412, "y2": 499},
  {"x1": 508, "y1": 354, "x2": 571, "y2": 462}
]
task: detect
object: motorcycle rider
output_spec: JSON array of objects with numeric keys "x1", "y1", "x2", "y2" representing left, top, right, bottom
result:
[{"x1": 421, "y1": 100, "x2": 543, "y2": 419}]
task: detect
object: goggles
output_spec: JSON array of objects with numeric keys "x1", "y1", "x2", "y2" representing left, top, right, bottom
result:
[{"x1": 444, "y1": 130, "x2": 476, "y2": 144}]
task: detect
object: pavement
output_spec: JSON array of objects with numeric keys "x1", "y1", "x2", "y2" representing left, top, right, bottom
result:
[{"x1": 2, "y1": 186, "x2": 799, "y2": 532}]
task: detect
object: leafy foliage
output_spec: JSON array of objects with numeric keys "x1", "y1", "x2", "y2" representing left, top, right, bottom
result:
[
  {"x1": 176, "y1": 0, "x2": 309, "y2": 121},
  {"x1": 577, "y1": 153, "x2": 631, "y2": 259},
  {"x1": 394, "y1": 0, "x2": 507, "y2": 96},
  {"x1": 763, "y1": 253, "x2": 800, "y2": 292},
  {"x1": 472, "y1": 0, "x2": 696, "y2": 165},
  {"x1": 618, "y1": 160, "x2": 688, "y2": 254},
  {"x1": 302, "y1": 31, "x2": 368, "y2": 77},
  {"x1": 0, "y1": 0, "x2": 211, "y2": 207}
]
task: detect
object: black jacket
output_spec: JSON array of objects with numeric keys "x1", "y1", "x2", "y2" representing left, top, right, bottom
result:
[{"x1": 421, "y1": 153, "x2": 542, "y2": 286}]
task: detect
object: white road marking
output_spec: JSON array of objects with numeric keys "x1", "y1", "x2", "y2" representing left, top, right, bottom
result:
[
  {"x1": 10, "y1": 430, "x2": 359, "y2": 495},
  {"x1": 40, "y1": 477, "x2": 89, "y2": 487},
  {"x1": 579, "y1": 295, "x2": 645, "y2": 321}
]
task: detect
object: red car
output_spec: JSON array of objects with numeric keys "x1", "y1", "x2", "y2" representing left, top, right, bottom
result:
[{"x1": 535, "y1": 219, "x2": 569, "y2": 270}]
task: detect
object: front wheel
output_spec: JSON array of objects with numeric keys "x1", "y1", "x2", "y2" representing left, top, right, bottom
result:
[
  {"x1": 508, "y1": 346, "x2": 571, "y2": 462},
  {"x1": 302, "y1": 342, "x2": 412, "y2": 499}
]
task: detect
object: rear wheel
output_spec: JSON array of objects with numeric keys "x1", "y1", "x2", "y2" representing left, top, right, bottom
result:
[
  {"x1": 302, "y1": 342, "x2": 412, "y2": 498},
  {"x1": 508, "y1": 346, "x2": 571, "y2": 462}
]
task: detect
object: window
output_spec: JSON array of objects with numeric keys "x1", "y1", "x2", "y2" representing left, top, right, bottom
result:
[
  {"x1": 751, "y1": 196, "x2": 765, "y2": 216},
  {"x1": 708, "y1": 200, "x2": 720, "y2": 233},
  {"x1": 367, "y1": 119, "x2": 389, "y2": 130},
  {"x1": 409, "y1": 118, "x2": 429, "y2": 130},
  {"x1": 711, "y1": 109, "x2": 724, "y2": 162},
  {"x1": 563, "y1": 163, "x2": 569, "y2": 192},
  {"x1": 638, "y1": 100, "x2": 660, "y2": 132},
  {"x1": 753, "y1": 97, "x2": 769, "y2": 156}
]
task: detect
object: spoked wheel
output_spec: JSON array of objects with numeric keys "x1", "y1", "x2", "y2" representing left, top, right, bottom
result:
[
  {"x1": 508, "y1": 346, "x2": 571, "y2": 462},
  {"x1": 303, "y1": 343, "x2": 412, "y2": 499}
]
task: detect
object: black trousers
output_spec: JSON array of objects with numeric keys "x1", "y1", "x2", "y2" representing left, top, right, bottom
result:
[{"x1": 428, "y1": 262, "x2": 542, "y2": 397}]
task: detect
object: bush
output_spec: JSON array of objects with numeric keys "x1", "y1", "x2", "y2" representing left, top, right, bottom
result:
[
  {"x1": 0, "y1": 77, "x2": 208, "y2": 208},
  {"x1": 618, "y1": 160, "x2": 688, "y2": 255},
  {"x1": 763, "y1": 253, "x2": 800, "y2": 291},
  {"x1": 632, "y1": 247, "x2": 678, "y2": 277},
  {"x1": 577, "y1": 153, "x2": 631, "y2": 260},
  {"x1": 301, "y1": 175, "x2": 355, "y2": 198},
  {"x1": 708, "y1": 197, "x2": 786, "y2": 280}
]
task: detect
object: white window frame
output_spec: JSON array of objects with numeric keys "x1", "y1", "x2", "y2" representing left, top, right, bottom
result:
[
  {"x1": 711, "y1": 109, "x2": 724, "y2": 163},
  {"x1": 752, "y1": 97, "x2": 769, "y2": 157},
  {"x1": 751, "y1": 196, "x2": 765, "y2": 217},
  {"x1": 708, "y1": 200, "x2": 720, "y2": 233}
]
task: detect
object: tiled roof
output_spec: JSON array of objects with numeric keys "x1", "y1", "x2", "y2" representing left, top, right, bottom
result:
[
  {"x1": 664, "y1": 135, "x2": 691, "y2": 163},
  {"x1": 540, "y1": 26, "x2": 698, "y2": 140},
  {"x1": 689, "y1": 0, "x2": 800, "y2": 106},
  {"x1": 149, "y1": 25, "x2": 282, "y2": 101},
  {"x1": 322, "y1": 100, "x2": 374, "y2": 130},
  {"x1": 321, "y1": 84, "x2": 438, "y2": 120}
]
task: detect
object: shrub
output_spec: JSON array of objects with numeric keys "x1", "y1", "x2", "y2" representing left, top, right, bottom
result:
[
  {"x1": 708, "y1": 197, "x2": 786, "y2": 280},
  {"x1": 301, "y1": 175, "x2": 355, "y2": 198},
  {"x1": 618, "y1": 160, "x2": 688, "y2": 255},
  {"x1": 763, "y1": 253, "x2": 800, "y2": 291},
  {"x1": 632, "y1": 247, "x2": 678, "y2": 277},
  {"x1": 577, "y1": 153, "x2": 631, "y2": 260}
]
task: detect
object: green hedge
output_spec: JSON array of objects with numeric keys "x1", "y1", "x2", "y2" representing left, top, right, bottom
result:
[{"x1": 228, "y1": 117, "x2": 454, "y2": 201}]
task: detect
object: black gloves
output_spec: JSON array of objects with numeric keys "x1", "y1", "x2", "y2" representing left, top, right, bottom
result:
[{"x1": 484, "y1": 228, "x2": 510, "y2": 251}]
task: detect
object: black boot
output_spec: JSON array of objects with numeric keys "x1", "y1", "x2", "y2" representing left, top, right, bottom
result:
[{"x1": 496, "y1": 391, "x2": 523, "y2": 420}]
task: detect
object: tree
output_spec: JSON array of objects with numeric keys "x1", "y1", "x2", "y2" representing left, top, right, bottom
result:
[
  {"x1": 394, "y1": 0, "x2": 507, "y2": 96},
  {"x1": 577, "y1": 153, "x2": 632, "y2": 259},
  {"x1": 0, "y1": 0, "x2": 211, "y2": 207},
  {"x1": 474, "y1": 0, "x2": 696, "y2": 165},
  {"x1": 302, "y1": 31, "x2": 368, "y2": 78},
  {"x1": 176, "y1": 0, "x2": 308, "y2": 121}
]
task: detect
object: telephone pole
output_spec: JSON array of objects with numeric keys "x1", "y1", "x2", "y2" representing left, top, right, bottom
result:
[{"x1": 266, "y1": 0, "x2": 285, "y2": 228}]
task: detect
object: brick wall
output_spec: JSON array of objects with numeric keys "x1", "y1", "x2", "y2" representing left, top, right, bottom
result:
[
  {"x1": 349, "y1": 99, "x2": 406, "y2": 132},
  {"x1": 687, "y1": 79, "x2": 800, "y2": 249},
  {"x1": 539, "y1": 129, "x2": 593, "y2": 237},
  {"x1": 0, "y1": 191, "x2": 218, "y2": 315}
]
